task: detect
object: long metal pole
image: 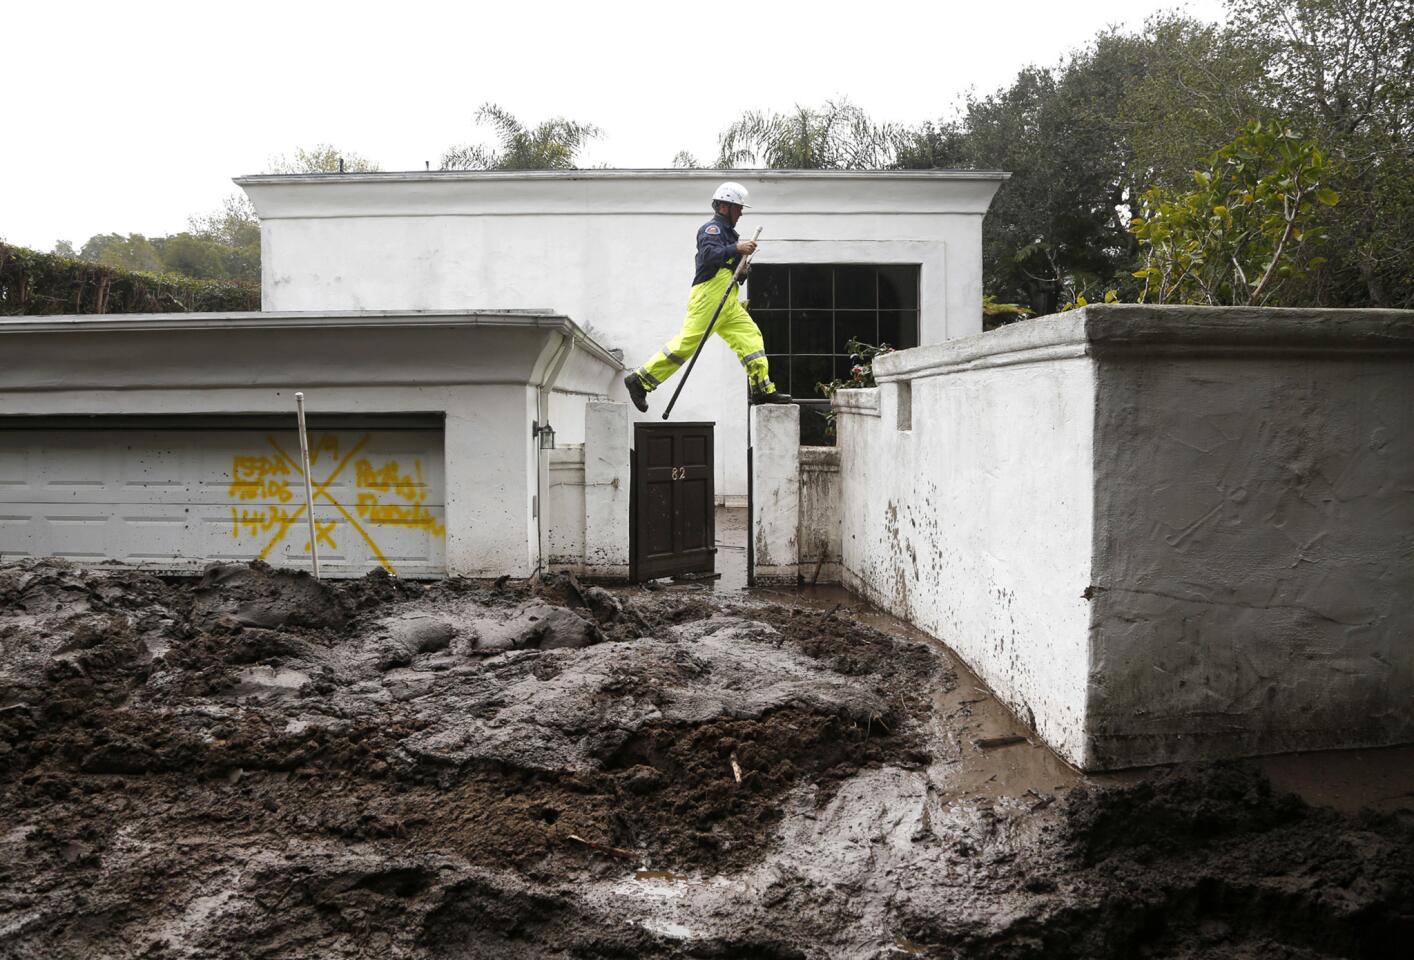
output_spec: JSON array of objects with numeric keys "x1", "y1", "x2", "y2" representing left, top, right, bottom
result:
[
  {"x1": 662, "y1": 225, "x2": 763, "y2": 421},
  {"x1": 746, "y1": 395, "x2": 755, "y2": 589},
  {"x1": 294, "y1": 392, "x2": 321, "y2": 580}
]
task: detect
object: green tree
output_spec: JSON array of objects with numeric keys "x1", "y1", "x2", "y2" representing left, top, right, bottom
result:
[
  {"x1": 79, "y1": 233, "x2": 164, "y2": 273},
  {"x1": 442, "y1": 104, "x2": 602, "y2": 170},
  {"x1": 1226, "y1": 0, "x2": 1414, "y2": 307},
  {"x1": 52, "y1": 240, "x2": 77, "y2": 258},
  {"x1": 716, "y1": 99, "x2": 903, "y2": 169},
  {"x1": 266, "y1": 145, "x2": 381, "y2": 174},
  {"x1": 1131, "y1": 120, "x2": 1337, "y2": 305},
  {"x1": 1118, "y1": 14, "x2": 1277, "y2": 189},
  {"x1": 898, "y1": 59, "x2": 1137, "y2": 314},
  {"x1": 188, "y1": 194, "x2": 260, "y2": 249},
  {"x1": 155, "y1": 234, "x2": 235, "y2": 280},
  {"x1": 184, "y1": 194, "x2": 261, "y2": 282},
  {"x1": 898, "y1": 17, "x2": 1271, "y2": 314}
]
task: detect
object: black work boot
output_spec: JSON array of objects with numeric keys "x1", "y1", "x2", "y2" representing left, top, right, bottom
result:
[
  {"x1": 624, "y1": 373, "x2": 650, "y2": 413},
  {"x1": 749, "y1": 386, "x2": 793, "y2": 405}
]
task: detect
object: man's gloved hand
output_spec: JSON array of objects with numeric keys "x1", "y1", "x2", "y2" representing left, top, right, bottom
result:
[{"x1": 736, "y1": 239, "x2": 758, "y2": 256}]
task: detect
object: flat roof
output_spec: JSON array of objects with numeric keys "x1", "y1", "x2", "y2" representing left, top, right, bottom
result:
[
  {"x1": 235, "y1": 167, "x2": 1011, "y2": 187},
  {"x1": 0, "y1": 309, "x2": 622, "y2": 368}
]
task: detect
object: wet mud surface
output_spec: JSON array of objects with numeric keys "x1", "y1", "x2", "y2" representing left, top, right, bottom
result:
[{"x1": 0, "y1": 560, "x2": 1410, "y2": 958}]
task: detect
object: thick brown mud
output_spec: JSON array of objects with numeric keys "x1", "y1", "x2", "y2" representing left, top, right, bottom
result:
[{"x1": 0, "y1": 560, "x2": 1409, "y2": 958}]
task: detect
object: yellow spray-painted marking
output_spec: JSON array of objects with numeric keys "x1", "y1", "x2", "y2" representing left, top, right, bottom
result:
[
  {"x1": 306, "y1": 520, "x2": 337, "y2": 551},
  {"x1": 227, "y1": 432, "x2": 444, "y2": 575},
  {"x1": 354, "y1": 494, "x2": 446, "y2": 536},
  {"x1": 230, "y1": 505, "x2": 302, "y2": 540},
  {"x1": 309, "y1": 433, "x2": 339, "y2": 465},
  {"x1": 261, "y1": 434, "x2": 366, "y2": 559},
  {"x1": 227, "y1": 455, "x2": 293, "y2": 503},
  {"x1": 261, "y1": 434, "x2": 395, "y2": 574}
]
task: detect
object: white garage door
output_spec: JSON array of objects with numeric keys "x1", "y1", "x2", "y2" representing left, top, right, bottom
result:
[{"x1": 0, "y1": 417, "x2": 446, "y2": 578}]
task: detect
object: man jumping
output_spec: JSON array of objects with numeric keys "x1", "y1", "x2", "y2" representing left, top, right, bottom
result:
[{"x1": 624, "y1": 181, "x2": 792, "y2": 412}]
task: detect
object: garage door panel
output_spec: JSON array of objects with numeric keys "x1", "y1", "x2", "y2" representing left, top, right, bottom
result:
[
  {"x1": 119, "y1": 435, "x2": 194, "y2": 500},
  {"x1": 23, "y1": 508, "x2": 114, "y2": 561},
  {"x1": 0, "y1": 444, "x2": 30, "y2": 496},
  {"x1": 1, "y1": 432, "x2": 190, "y2": 504},
  {"x1": 0, "y1": 425, "x2": 446, "y2": 577}
]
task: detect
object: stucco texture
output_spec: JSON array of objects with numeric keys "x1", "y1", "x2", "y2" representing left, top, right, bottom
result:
[
  {"x1": 838, "y1": 354, "x2": 1095, "y2": 763},
  {"x1": 1089, "y1": 348, "x2": 1414, "y2": 765},
  {"x1": 836, "y1": 305, "x2": 1414, "y2": 770},
  {"x1": 239, "y1": 171, "x2": 1005, "y2": 496}
]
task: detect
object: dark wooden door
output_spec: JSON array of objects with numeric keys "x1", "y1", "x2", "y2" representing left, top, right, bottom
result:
[{"x1": 630, "y1": 422, "x2": 715, "y2": 582}]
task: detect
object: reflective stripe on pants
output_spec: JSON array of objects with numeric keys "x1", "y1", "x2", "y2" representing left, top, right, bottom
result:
[{"x1": 633, "y1": 269, "x2": 774, "y2": 393}]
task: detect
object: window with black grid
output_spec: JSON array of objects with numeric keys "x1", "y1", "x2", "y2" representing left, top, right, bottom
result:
[{"x1": 747, "y1": 264, "x2": 920, "y2": 444}]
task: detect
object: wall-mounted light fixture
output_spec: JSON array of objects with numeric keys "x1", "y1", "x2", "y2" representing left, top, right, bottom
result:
[{"x1": 531, "y1": 420, "x2": 556, "y2": 450}]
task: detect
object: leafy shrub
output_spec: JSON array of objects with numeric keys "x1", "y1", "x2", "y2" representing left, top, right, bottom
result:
[
  {"x1": 1130, "y1": 120, "x2": 1338, "y2": 305},
  {"x1": 813, "y1": 338, "x2": 896, "y2": 438},
  {"x1": 0, "y1": 243, "x2": 260, "y2": 316}
]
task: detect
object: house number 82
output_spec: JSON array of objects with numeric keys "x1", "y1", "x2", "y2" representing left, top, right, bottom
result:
[{"x1": 671, "y1": 467, "x2": 686, "y2": 480}]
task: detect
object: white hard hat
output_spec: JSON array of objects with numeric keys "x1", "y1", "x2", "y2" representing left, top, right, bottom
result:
[{"x1": 712, "y1": 181, "x2": 751, "y2": 208}]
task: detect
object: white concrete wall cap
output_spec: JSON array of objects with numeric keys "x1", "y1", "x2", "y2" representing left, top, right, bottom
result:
[
  {"x1": 871, "y1": 304, "x2": 1414, "y2": 384},
  {"x1": 236, "y1": 169, "x2": 1010, "y2": 219},
  {"x1": 830, "y1": 388, "x2": 880, "y2": 416}
]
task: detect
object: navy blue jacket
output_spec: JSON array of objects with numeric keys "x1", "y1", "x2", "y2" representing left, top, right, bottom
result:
[{"x1": 692, "y1": 213, "x2": 740, "y2": 285}]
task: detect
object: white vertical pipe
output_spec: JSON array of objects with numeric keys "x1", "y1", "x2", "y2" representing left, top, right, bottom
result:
[{"x1": 294, "y1": 391, "x2": 321, "y2": 579}]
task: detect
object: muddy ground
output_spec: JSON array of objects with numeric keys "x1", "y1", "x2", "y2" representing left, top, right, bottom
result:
[{"x1": 0, "y1": 560, "x2": 1409, "y2": 959}]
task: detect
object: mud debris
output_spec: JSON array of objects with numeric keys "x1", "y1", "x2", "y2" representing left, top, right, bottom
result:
[{"x1": 0, "y1": 559, "x2": 1410, "y2": 959}]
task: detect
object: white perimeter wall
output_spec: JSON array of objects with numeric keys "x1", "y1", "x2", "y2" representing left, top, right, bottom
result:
[
  {"x1": 544, "y1": 401, "x2": 631, "y2": 580},
  {"x1": 835, "y1": 327, "x2": 1096, "y2": 761},
  {"x1": 1086, "y1": 308, "x2": 1414, "y2": 766},
  {"x1": 799, "y1": 445, "x2": 842, "y2": 584},
  {"x1": 836, "y1": 305, "x2": 1414, "y2": 769},
  {"x1": 239, "y1": 170, "x2": 1005, "y2": 497}
]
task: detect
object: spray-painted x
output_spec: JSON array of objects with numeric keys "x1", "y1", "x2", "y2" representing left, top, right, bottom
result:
[{"x1": 258, "y1": 434, "x2": 396, "y2": 575}]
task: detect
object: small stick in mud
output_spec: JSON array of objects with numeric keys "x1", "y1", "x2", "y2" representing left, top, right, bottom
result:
[
  {"x1": 972, "y1": 735, "x2": 1029, "y2": 750},
  {"x1": 730, "y1": 751, "x2": 743, "y2": 784},
  {"x1": 566, "y1": 834, "x2": 639, "y2": 861}
]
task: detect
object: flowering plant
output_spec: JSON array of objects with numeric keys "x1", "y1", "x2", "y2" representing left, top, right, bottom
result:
[
  {"x1": 813, "y1": 338, "x2": 895, "y2": 438},
  {"x1": 816, "y1": 338, "x2": 894, "y2": 398}
]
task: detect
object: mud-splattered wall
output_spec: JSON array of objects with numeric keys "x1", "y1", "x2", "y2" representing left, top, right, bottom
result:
[
  {"x1": 751, "y1": 405, "x2": 801, "y2": 583},
  {"x1": 543, "y1": 401, "x2": 631, "y2": 580},
  {"x1": 835, "y1": 333, "x2": 1096, "y2": 764},
  {"x1": 835, "y1": 305, "x2": 1414, "y2": 770},
  {"x1": 1086, "y1": 308, "x2": 1414, "y2": 766},
  {"x1": 799, "y1": 445, "x2": 842, "y2": 584}
]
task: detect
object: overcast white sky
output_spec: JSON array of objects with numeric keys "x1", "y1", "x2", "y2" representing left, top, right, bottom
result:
[{"x1": 3, "y1": 0, "x2": 1226, "y2": 252}]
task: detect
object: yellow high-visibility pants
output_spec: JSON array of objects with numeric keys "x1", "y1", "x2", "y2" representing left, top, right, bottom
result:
[{"x1": 633, "y1": 268, "x2": 777, "y2": 394}]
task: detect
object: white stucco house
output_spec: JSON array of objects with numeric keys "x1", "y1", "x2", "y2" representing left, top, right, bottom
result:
[
  {"x1": 237, "y1": 169, "x2": 1007, "y2": 494},
  {"x1": 0, "y1": 169, "x2": 1005, "y2": 578}
]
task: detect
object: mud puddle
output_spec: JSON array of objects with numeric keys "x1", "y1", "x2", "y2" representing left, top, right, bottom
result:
[{"x1": 1, "y1": 559, "x2": 1410, "y2": 958}]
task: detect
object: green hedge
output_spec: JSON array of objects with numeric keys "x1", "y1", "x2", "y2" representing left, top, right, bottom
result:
[{"x1": 0, "y1": 243, "x2": 261, "y2": 316}]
